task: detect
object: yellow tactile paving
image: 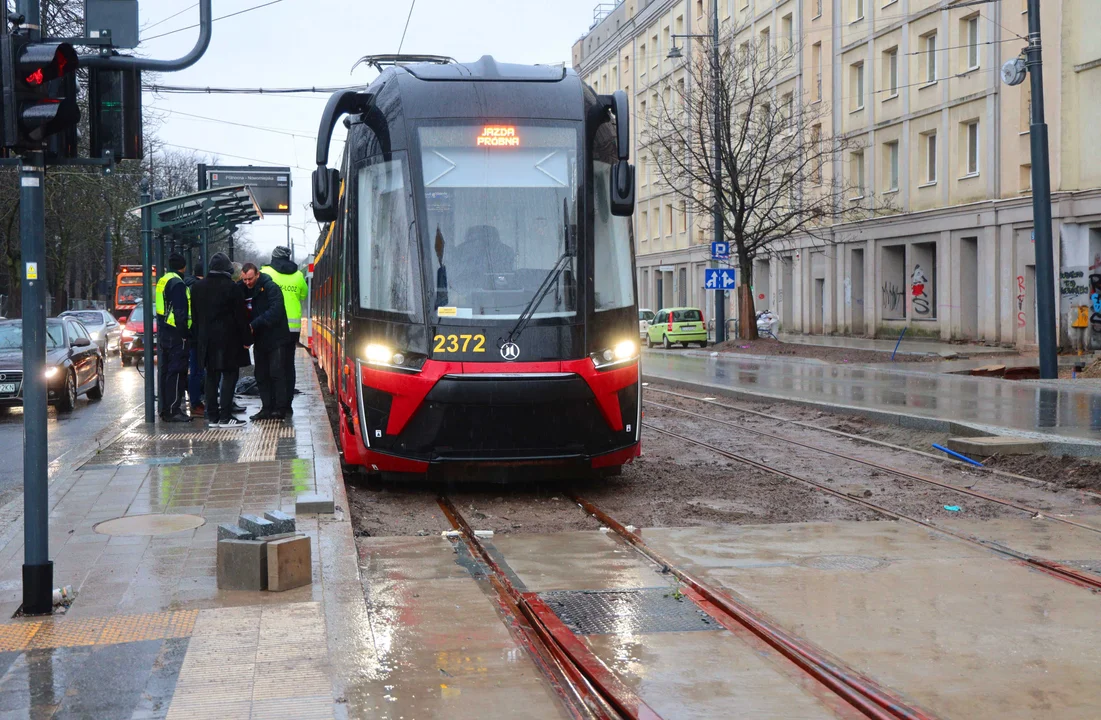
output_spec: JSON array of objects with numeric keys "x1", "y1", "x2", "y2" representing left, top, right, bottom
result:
[{"x1": 0, "y1": 609, "x2": 198, "y2": 651}]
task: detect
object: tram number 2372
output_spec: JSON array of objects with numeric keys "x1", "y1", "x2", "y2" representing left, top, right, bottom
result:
[{"x1": 433, "y1": 334, "x2": 487, "y2": 353}]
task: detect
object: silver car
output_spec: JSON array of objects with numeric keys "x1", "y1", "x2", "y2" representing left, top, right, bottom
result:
[{"x1": 59, "y1": 310, "x2": 122, "y2": 355}]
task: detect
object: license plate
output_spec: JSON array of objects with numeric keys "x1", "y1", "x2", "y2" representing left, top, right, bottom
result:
[
  {"x1": 0, "y1": 383, "x2": 16, "y2": 395},
  {"x1": 681, "y1": 324, "x2": 697, "y2": 330}
]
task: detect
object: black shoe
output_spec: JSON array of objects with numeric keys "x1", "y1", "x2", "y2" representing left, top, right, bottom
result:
[
  {"x1": 220, "y1": 418, "x2": 246, "y2": 429},
  {"x1": 250, "y1": 411, "x2": 274, "y2": 421},
  {"x1": 164, "y1": 413, "x2": 191, "y2": 423},
  {"x1": 231, "y1": 404, "x2": 246, "y2": 413},
  {"x1": 283, "y1": 407, "x2": 294, "y2": 417},
  {"x1": 269, "y1": 411, "x2": 286, "y2": 420}
]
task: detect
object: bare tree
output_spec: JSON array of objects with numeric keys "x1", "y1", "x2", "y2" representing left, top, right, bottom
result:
[{"x1": 643, "y1": 30, "x2": 888, "y2": 339}]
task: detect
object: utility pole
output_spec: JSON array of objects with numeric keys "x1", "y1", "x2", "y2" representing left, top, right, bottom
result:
[
  {"x1": 104, "y1": 225, "x2": 113, "y2": 311},
  {"x1": 140, "y1": 179, "x2": 155, "y2": 422},
  {"x1": 710, "y1": 1, "x2": 725, "y2": 343},
  {"x1": 1026, "y1": 0, "x2": 1057, "y2": 379}
]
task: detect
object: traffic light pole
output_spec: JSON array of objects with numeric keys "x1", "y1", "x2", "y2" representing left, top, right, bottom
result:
[
  {"x1": 711, "y1": 2, "x2": 725, "y2": 344},
  {"x1": 1026, "y1": 0, "x2": 1058, "y2": 380},
  {"x1": 140, "y1": 180, "x2": 155, "y2": 423},
  {"x1": 20, "y1": 149, "x2": 52, "y2": 616}
]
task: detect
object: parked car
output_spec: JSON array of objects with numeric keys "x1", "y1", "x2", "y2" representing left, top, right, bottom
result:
[
  {"x1": 0, "y1": 318, "x2": 105, "y2": 412},
  {"x1": 646, "y1": 307, "x2": 708, "y2": 349},
  {"x1": 120, "y1": 301, "x2": 156, "y2": 366},
  {"x1": 638, "y1": 308, "x2": 655, "y2": 339},
  {"x1": 59, "y1": 309, "x2": 122, "y2": 355}
]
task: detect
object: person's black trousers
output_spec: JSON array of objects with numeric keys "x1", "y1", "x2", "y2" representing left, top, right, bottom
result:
[
  {"x1": 283, "y1": 332, "x2": 300, "y2": 410},
  {"x1": 159, "y1": 332, "x2": 189, "y2": 418},
  {"x1": 204, "y1": 366, "x2": 240, "y2": 423},
  {"x1": 254, "y1": 345, "x2": 288, "y2": 414}
]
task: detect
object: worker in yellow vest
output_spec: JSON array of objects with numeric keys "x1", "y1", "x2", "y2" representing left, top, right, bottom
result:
[
  {"x1": 155, "y1": 253, "x2": 192, "y2": 422},
  {"x1": 1070, "y1": 302, "x2": 1090, "y2": 355},
  {"x1": 261, "y1": 247, "x2": 308, "y2": 415}
]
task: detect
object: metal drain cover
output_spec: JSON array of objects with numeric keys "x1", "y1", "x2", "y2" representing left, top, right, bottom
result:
[
  {"x1": 539, "y1": 588, "x2": 718, "y2": 635},
  {"x1": 94, "y1": 514, "x2": 205, "y2": 536},
  {"x1": 798, "y1": 555, "x2": 887, "y2": 571}
]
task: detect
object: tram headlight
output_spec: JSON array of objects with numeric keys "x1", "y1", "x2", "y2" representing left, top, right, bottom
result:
[
  {"x1": 363, "y1": 344, "x2": 425, "y2": 372},
  {"x1": 365, "y1": 344, "x2": 392, "y2": 364},
  {"x1": 590, "y1": 340, "x2": 639, "y2": 369}
]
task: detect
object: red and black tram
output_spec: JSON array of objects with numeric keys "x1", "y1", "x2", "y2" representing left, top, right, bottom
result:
[{"x1": 309, "y1": 55, "x2": 640, "y2": 478}]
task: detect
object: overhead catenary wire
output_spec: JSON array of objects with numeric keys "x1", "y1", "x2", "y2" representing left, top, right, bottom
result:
[
  {"x1": 141, "y1": 0, "x2": 286, "y2": 43},
  {"x1": 144, "y1": 3, "x2": 199, "y2": 32},
  {"x1": 396, "y1": 0, "x2": 418, "y2": 55}
]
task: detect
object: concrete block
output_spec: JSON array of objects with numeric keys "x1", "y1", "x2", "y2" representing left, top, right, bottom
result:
[
  {"x1": 296, "y1": 493, "x2": 335, "y2": 514},
  {"x1": 217, "y1": 539, "x2": 267, "y2": 591},
  {"x1": 947, "y1": 436, "x2": 1045, "y2": 457},
  {"x1": 266, "y1": 536, "x2": 312, "y2": 592},
  {"x1": 217, "y1": 524, "x2": 255, "y2": 541},
  {"x1": 263, "y1": 510, "x2": 295, "y2": 534},
  {"x1": 238, "y1": 514, "x2": 276, "y2": 537}
]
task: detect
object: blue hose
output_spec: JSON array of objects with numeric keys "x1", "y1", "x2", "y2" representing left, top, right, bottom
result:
[
  {"x1": 932, "y1": 443, "x2": 985, "y2": 467},
  {"x1": 891, "y1": 327, "x2": 908, "y2": 361}
]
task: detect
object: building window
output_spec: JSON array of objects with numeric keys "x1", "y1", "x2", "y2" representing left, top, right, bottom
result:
[
  {"x1": 965, "y1": 15, "x2": 979, "y2": 69},
  {"x1": 675, "y1": 14, "x2": 684, "y2": 35},
  {"x1": 885, "y1": 141, "x2": 899, "y2": 191},
  {"x1": 923, "y1": 33, "x2": 937, "y2": 83},
  {"x1": 639, "y1": 44, "x2": 646, "y2": 76},
  {"x1": 1020, "y1": 164, "x2": 1032, "y2": 192},
  {"x1": 851, "y1": 62, "x2": 865, "y2": 111},
  {"x1": 665, "y1": 203, "x2": 673, "y2": 235},
  {"x1": 781, "y1": 92, "x2": 794, "y2": 128},
  {"x1": 811, "y1": 123, "x2": 823, "y2": 183},
  {"x1": 812, "y1": 42, "x2": 823, "y2": 100},
  {"x1": 760, "y1": 27, "x2": 771, "y2": 62},
  {"x1": 885, "y1": 47, "x2": 899, "y2": 96},
  {"x1": 924, "y1": 132, "x2": 938, "y2": 184},
  {"x1": 854, "y1": 0, "x2": 865, "y2": 21},
  {"x1": 640, "y1": 210, "x2": 649, "y2": 241},
  {"x1": 652, "y1": 34, "x2": 659, "y2": 70},
  {"x1": 851, "y1": 150, "x2": 865, "y2": 198},
  {"x1": 965, "y1": 121, "x2": 979, "y2": 175},
  {"x1": 815, "y1": 0, "x2": 822, "y2": 18},
  {"x1": 678, "y1": 202, "x2": 687, "y2": 232},
  {"x1": 782, "y1": 14, "x2": 794, "y2": 54}
]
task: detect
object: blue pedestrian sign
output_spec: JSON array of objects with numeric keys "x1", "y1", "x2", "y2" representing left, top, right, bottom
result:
[
  {"x1": 710, "y1": 241, "x2": 730, "y2": 260},
  {"x1": 704, "y1": 268, "x2": 737, "y2": 289}
]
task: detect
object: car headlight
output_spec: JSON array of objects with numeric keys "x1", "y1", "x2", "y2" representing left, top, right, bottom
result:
[
  {"x1": 121, "y1": 329, "x2": 135, "y2": 339},
  {"x1": 363, "y1": 343, "x2": 425, "y2": 372},
  {"x1": 591, "y1": 339, "x2": 639, "y2": 369},
  {"x1": 89, "y1": 331, "x2": 101, "y2": 341},
  {"x1": 44, "y1": 366, "x2": 60, "y2": 380}
]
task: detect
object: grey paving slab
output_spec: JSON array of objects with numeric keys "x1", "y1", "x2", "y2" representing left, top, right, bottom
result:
[{"x1": 643, "y1": 349, "x2": 1101, "y2": 445}]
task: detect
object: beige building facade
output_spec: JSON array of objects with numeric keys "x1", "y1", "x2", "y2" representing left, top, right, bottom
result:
[{"x1": 573, "y1": 0, "x2": 1101, "y2": 346}]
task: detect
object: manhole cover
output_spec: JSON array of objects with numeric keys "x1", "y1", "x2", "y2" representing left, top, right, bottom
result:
[
  {"x1": 93, "y1": 514, "x2": 205, "y2": 536},
  {"x1": 798, "y1": 555, "x2": 887, "y2": 571},
  {"x1": 539, "y1": 588, "x2": 718, "y2": 635}
]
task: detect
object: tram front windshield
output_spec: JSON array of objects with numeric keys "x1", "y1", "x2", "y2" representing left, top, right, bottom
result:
[{"x1": 419, "y1": 124, "x2": 579, "y2": 322}]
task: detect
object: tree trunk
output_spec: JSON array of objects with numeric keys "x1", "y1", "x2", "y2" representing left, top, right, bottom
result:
[{"x1": 738, "y1": 255, "x2": 758, "y2": 340}]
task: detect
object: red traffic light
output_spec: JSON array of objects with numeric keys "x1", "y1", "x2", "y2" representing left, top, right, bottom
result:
[{"x1": 17, "y1": 42, "x2": 79, "y2": 88}]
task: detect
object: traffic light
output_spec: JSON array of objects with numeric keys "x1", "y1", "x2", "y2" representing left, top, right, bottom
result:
[
  {"x1": 0, "y1": 32, "x2": 80, "y2": 151},
  {"x1": 89, "y1": 67, "x2": 142, "y2": 160}
]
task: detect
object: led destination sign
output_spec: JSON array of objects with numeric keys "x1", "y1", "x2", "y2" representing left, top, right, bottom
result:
[{"x1": 477, "y1": 126, "x2": 520, "y2": 147}]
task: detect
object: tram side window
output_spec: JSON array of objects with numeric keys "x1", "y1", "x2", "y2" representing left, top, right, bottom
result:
[
  {"x1": 357, "y1": 156, "x2": 421, "y2": 318},
  {"x1": 593, "y1": 162, "x2": 635, "y2": 311}
]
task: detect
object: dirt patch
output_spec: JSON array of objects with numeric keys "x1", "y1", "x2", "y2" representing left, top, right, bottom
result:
[{"x1": 985, "y1": 454, "x2": 1101, "y2": 493}]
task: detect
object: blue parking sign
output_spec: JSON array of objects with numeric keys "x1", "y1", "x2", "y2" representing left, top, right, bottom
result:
[
  {"x1": 710, "y1": 241, "x2": 730, "y2": 260},
  {"x1": 704, "y1": 268, "x2": 737, "y2": 289}
]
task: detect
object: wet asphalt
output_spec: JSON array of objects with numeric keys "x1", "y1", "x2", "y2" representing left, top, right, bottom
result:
[{"x1": 0, "y1": 354, "x2": 144, "y2": 508}]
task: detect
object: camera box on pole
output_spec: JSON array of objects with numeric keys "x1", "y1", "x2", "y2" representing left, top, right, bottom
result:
[{"x1": 85, "y1": 1, "x2": 139, "y2": 49}]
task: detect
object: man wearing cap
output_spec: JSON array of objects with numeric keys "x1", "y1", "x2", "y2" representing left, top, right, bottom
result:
[
  {"x1": 156, "y1": 253, "x2": 191, "y2": 422},
  {"x1": 261, "y1": 246, "x2": 308, "y2": 415}
]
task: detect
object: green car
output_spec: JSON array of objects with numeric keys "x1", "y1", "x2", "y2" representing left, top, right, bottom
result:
[{"x1": 646, "y1": 307, "x2": 708, "y2": 349}]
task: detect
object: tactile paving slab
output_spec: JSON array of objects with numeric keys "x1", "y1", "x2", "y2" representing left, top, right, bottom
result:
[
  {"x1": 539, "y1": 588, "x2": 718, "y2": 635},
  {"x1": 81, "y1": 420, "x2": 311, "y2": 468},
  {"x1": 0, "y1": 609, "x2": 198, "y2": 652}
]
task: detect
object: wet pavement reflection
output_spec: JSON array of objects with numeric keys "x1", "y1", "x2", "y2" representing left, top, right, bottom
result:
[{"x1": 643, "y1": 350, "x2": 1101, "y2": 441}]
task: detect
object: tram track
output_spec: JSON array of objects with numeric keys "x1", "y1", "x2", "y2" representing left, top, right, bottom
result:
[
  {"x1": 439, "y1": 494, "x2": 943, "y2": 720},
  {"x1": 639, "y1": 416, "x2": 1101, "y2": 593},
  {"x1": 644, "y1": 385, "x2": 1101, "y2": 503}
]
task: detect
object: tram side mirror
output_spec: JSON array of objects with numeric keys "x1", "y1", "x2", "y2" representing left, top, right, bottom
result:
[
  {"x1": 609, "y1": 90, "x2": 635, "y2": 217},
  {"x1": 313, "y1": 168, "x2": 341, "y2": 223}
]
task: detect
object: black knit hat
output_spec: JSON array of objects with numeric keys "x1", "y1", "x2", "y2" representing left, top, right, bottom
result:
[{"x1": 168, "y1": 253, "x2": 186, "y2": 271}]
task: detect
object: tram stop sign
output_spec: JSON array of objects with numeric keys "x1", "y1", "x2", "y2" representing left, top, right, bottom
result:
[{"x1": 206, "y1": 166, "x2": 291, "y2": 215}]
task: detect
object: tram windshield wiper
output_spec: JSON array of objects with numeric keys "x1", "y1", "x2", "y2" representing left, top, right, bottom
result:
[{"x1": 502, "y1": 200, "x2": 575, "y2": 347}]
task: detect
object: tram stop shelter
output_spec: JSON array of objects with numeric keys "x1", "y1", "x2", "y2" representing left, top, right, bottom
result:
[{"x1": 129, "y1": 185, "x2": 264, "y2": 422}]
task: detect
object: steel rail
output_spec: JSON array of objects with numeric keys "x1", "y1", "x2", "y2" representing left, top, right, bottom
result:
[
  {"x1": 644, "y1": 385, "x2": 1101, "y2": 502},
  {"x1": 436, "y1": 497, "x2": 662, "y2": 720},
  {"x1": 644, "y1": 397, "x2": 1101, "y2": 537},
  {"x1": 641, "y1": 421, "x2": 1101, "y2": 593},
  {"x1": 568, "y1": 494, "x2": 942, "y2": 720}
]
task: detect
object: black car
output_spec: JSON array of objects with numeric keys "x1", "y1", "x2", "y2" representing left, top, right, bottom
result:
[{"x1": 0, "y1": 318, "x2": 106, "y2": 412}]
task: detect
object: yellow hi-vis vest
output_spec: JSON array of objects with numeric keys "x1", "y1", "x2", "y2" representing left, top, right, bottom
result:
[
  {"x1": 1073, "y1": 305, "x2": 1090, "y2": 328},
  {"x1": 261, "y1": 265, "x2": 308, "y2": 333},
  {"x1": 155, "y1": 271, "x2": 191, "y2": 329}
]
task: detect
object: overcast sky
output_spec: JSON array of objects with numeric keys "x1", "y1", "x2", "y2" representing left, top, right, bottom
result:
[{"x1": 139, "y1": 0, "x2": 600, "y2": 262}]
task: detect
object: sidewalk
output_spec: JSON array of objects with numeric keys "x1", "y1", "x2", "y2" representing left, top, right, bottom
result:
[
  {"x1": 775, "y1": 332, "x2": 1017, "y2": 356},
  {"x1": 642, "y1": 349, "x2": 1101, "y2": 453},
  {"x1": 0, "y1": 349, "x2": 364, "y2": 719}
]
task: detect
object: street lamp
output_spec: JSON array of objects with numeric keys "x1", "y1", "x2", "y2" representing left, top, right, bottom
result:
[{"x1": 668, "y1": 2, "x2": 726, "y2": 342}]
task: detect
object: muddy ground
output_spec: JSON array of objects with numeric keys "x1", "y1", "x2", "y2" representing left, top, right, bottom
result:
[{"x1": 318, "y1": 361, "x2": 1101, "y2": 538}]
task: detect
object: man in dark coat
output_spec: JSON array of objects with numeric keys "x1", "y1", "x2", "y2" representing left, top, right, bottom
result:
[
  {"x1": 241, "y1": 262, "x2": 291, "y2": 420},
  {"x1": 191, "y1": 253, "x2": 251, "y2": 428}
]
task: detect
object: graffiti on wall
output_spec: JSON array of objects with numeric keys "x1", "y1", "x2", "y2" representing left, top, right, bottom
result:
[
  {"x1": 882, "y1": 282, "x2": 903, "y2": 312},
  {"x1": 1061, "y1": 270, "x2": 1089, "y2": 297},
  {"x1": 1017, "y1": 275, "x2": 1027, "y2": 328},
  {"x1": 911, "y1": 265, "x2": 931, "y2": 316},
  {"x1": 1090, "y1": 274, "x2": 1101, "y2": 332}
]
